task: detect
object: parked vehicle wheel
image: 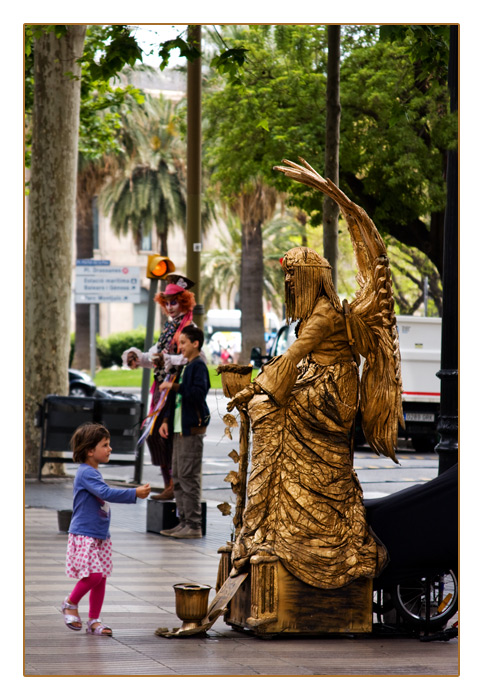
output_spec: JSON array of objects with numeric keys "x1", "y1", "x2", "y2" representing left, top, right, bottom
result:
[
  {"x1": 390, "y1": 569, "x2": 458, "y2": 631},
  {"x1": 68, "y1": 369, "x2": 96, "y2": 397},
  {"x1": 69, "y1": 384, "x2": 90, "y2": 397}
]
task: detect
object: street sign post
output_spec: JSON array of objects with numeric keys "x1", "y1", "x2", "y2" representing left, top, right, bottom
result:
[
  {"x1": 75, "y1": 261, "x2": 141, "y2": 304},
  {"x1": 75, "y1": 261, "x2": 141, "y2": 379}
]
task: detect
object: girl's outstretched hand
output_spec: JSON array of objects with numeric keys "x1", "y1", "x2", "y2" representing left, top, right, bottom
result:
[{"x1": 136, "y1": 483, "x2": 151, "y2": 499}]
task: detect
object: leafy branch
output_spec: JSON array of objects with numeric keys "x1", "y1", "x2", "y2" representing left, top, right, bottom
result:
[{"x1": 210, "y1": 48, "x2": 249, "y2": 82}]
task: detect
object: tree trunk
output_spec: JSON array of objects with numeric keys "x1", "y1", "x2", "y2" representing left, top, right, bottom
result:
[
  {"x1": 323, "y1": 25, "x2": 341, "y2": 290},
  {"x1": 158, "y1": 225, "x2": 169, "y2": 257},
  {"x1": 25, "y1": 25, "x2": 86, "y2": 475},
  {"x1": 240, "y1": 220, "x2": 265, "y2": 363},
  {"x1": 72, "y1": 191, "x2": 94, "y2": 370}
]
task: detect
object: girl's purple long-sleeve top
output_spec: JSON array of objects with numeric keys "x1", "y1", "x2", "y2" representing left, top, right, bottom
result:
[{"x1": 68, "y1": 464, "x2": 137, "y2": 540}]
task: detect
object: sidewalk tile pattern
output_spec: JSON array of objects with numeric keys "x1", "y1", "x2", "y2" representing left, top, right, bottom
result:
[{"x1": 24, "y1": 505, "x2": 459, "y2": 677}]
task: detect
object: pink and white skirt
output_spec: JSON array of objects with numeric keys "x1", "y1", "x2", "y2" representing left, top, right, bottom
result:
[{"x1": 66, "y1": 534, "x2": 113, "y2": 579}]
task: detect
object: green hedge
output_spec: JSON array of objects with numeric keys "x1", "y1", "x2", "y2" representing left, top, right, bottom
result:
[
  {"x1": 96, "y1": 328, "x2": 157, "y2": 368},
  {"x1": 70, "y1": 328, "x2": 158, "y2": 369}
]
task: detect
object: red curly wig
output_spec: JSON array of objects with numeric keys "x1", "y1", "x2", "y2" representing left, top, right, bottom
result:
[{"x1": 154, "y1": 290, "x2": 196, "y2": 315}]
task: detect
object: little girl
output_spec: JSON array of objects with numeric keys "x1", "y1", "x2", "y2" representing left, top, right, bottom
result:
[{"x1": 61, "y1": 422, "x2": 150, "y2": 636}]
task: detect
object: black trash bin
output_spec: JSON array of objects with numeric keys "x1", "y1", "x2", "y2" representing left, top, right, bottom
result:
[
  {"x1": 38, "y1": 393, "x2": 143, "y2": 480},
  {"x1": 43, "y1": 395, "x2": 96, "y2": 452},
  {"x1": 57, "y1": 509, "x2": 72, "y2": 533},
  {"x1": 95, "y1": 396, "x2": 143, "y2": 454}
]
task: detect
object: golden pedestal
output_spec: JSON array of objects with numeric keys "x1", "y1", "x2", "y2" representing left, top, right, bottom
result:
[{"x1": 217, "y1": 545, "x2": 373, "y2": 637}]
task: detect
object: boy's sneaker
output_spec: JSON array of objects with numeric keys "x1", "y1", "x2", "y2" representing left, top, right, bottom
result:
[
  {"x1": 171, "y1": 525, "x2": 202, "y2": 539},
  {"x1": 159, "y1": 523, "x2": 184, "y2": 537}
]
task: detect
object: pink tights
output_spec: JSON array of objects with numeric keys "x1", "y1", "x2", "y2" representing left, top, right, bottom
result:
[{"x1": 69, "y1": 573, "x2": 106, "y2": 619}]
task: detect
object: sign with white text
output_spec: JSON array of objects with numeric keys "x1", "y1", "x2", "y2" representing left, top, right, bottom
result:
[{"x1": 75, "y1": 263, "x2": 141, "y2": 303}]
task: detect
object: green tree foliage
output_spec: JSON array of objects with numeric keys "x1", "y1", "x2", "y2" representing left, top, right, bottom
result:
[
  {"x1": 204, "y1": 25, "x2": 327, "y2": 202},
  {"x1": 201, "y1": 213, "x2": 242, "y2": 311},
  {"x1": 77, "y1": 27, "x2": 145, "y2": 160},
  {"x1": 385, "y1": 238, "x2": 442, "y2": 316},
  {"x1": 25, "y1": 25, "x2": 145, "y2": 171},
  {"x1": 340, "y1": 26, "x2": 456, "y2": 276},
  {"x1": 204, "y1": 24, "x2": 454, "y2": 288},
  {"x1": 204, "y1": 25, "x2": 330, "y2": 357},
  {"x1": 379, "y1": 25, "x2": 450, "y2": 83}
]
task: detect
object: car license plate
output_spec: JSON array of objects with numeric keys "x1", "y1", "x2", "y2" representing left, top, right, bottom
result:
[{"x1": 404, "y1": 412, "x2": 435, "y2": 422}]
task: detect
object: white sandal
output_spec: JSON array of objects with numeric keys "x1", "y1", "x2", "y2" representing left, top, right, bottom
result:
[
  {"x1": 86, "y1": 618, "x2": 113, "y2": 636},
  {"x1": 61, "y1": 597, "x2": 82, "y2": 631}
]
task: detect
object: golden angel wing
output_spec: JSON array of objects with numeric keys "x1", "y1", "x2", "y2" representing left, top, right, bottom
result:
[{"x1": 274, "y1": 157, "x2": 404, "y2": 463}]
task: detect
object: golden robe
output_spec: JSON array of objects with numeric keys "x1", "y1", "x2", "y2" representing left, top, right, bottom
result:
[{"x1": 232, "y1": 296, "x2": 387, "y2": 589}]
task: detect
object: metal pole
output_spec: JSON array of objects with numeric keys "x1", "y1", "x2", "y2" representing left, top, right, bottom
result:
[
  {"x1": 186, "y1": 24, "x2": 204, "y2": 329},
  {"x1": 323, "y1": 24, "x2": 341, "y2": 289},
  {"x1": 89, "y1": 303, "x2": 96, "y2": 380},
  {"x1": 134, "y1": 277, "x2": 159, "y2": 483},
  {"x1": 435, "y1": 25, "x2": 458, "y2": 475}
]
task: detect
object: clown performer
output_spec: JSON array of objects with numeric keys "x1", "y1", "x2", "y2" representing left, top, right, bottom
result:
[{"x1": 122, "y1": 274, "x2": 196, "y2": 500}]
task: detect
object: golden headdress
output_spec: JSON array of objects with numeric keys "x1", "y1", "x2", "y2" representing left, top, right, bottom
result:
[{"x1": 282, "y1": 247, "x2": 342, "y2": 322}]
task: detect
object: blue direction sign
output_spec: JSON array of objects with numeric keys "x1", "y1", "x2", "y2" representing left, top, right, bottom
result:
[
  {"x1": 75, "y1": 263, "x2": 141, "y2": 303},
  {"x1": 76, "y1": 259, "x2": 111, "y2": 266}
]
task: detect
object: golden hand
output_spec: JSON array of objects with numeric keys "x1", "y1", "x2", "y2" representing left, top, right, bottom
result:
[{"x1": 227, "y1": 385, "x2": 256, "y2": 412}]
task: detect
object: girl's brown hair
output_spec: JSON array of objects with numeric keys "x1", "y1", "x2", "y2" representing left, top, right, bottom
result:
[{"x1": 70, "y1": 422, "x2": 110, "y2": 463}]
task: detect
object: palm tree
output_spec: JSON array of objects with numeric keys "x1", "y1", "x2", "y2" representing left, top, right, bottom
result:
[
  {"x1": 100, "y1": 94, "x2": 186, "y2": 257},
  {"x1": 201, "y1": 208, "x2": 304, "y2": 318}
]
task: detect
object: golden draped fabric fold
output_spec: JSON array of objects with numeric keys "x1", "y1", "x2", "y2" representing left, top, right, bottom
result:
[{"x1": 232, "y1": 297, "x2": 387, "y2": 589}]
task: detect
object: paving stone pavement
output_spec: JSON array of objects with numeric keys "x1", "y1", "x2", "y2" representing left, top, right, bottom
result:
[{"x1": 23, "y1": 485, "x2": 460, "y2": 679}]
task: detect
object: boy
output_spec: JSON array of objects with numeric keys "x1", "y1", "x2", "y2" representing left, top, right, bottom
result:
[{"x1": 158, "y1": 325, "x2": 210, "y2": 539}]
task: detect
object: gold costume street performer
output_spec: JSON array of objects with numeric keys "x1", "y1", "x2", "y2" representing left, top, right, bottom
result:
[{"x1": 227, "y1": 158, "x2": 404, "y2": 591}]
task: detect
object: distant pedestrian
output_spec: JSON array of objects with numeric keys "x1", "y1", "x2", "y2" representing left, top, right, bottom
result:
[
  {"x1": 158, "y1": 326, "x2": 210, "y2": 539},
  {"x1": 61, "y1": 423, "x2": 150, "y2": 636}
]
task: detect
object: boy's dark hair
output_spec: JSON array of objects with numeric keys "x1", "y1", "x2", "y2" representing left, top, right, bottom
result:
[
  {"x1": 70, "y1": 422, "x2": 110, "y2": 463},
  {"x1": 180, "y1": 324, "x2": 204, "y2": 349}
]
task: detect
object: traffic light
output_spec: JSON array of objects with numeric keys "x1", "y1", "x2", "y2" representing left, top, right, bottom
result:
[{"x1": 146, "y1": 255, "x2": 175, "y2": 279}]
